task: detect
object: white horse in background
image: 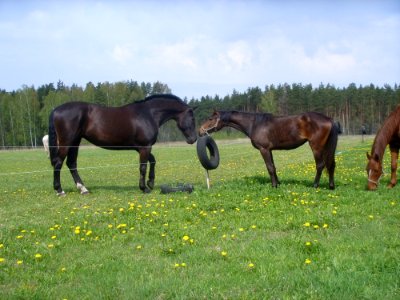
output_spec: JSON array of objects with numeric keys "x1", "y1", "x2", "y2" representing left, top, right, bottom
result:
[{"x1": 42, "y1": 134, "x2": 49, "y2": 157}]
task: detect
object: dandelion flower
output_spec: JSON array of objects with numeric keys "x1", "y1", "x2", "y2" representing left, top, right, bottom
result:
[
  {"x1": 17, "y1": 260, "x2": 23, "y2": 265},
  {"x1": 248, "y1": 263, "x2": 255, "y2": 269},
  {"x1": 323, "y1": 224, "x2": 329, "y2": 229},
  {"x1": 51, "y1": 235, "x2": 57, "y2": 239},
  {"x1": 305, "y1": 241, "x2": 312, "y2": 246},
  {"x1": 136, "y1": 245, "x2": 142, "y2": 250},
  {"x1": 303, "y1": 222, "x2": 311, "y2": 227},
  {"x1": 0, "y1": 257, "x2": 5, "y2": 263},
  {"x1": 181, "y1": 263, "x2": 187, "y2": 267},
  {"x1": 221, "y1": 251, "x2": 228, "y2": 257},
  {"x1": 34, "y1": 253, "x2": 42, "y2": 259},
  {"x1": 182, "y1": 235, "x2": 190, "y2": 241},
  {"x1": 305, "y1": 258, "x2": 312, "y2": 264}
]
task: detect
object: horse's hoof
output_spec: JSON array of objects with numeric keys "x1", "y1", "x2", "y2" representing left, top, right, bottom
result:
[
  {"x1": 57, "y1": 191, "x2": 66, "y2": 197},
  {"x1": 142, "y1": 187, "x2": 151, "y2": 193},
  {"x1": 81, "y1": 190, "x2": 90, "y2": 195},
  {"x1": 147, "y1": 181, "x2": 154, "y2": 190}
]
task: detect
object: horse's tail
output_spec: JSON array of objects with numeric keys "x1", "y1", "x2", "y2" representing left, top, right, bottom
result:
[
  {"x1": 48, "y1": 109, "x2": 57, "y2": 165},
  {"x1": 324, "y1": 121, "x2": 339, "y2": 171}
]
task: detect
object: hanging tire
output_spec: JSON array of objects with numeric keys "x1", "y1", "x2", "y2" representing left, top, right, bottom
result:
[{"x1": 196, "y1": 135, "x2": 220, "y2": 170}]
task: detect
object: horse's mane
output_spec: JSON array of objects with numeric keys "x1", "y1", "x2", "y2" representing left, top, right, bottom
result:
[
  {"x1": 372, "y1": 105, "x2": 400, "y2": 157},
  {"x1": 221, "y1": 110, "x2": 274, "y2": 123},
  {"x1": 135, "y1": 94, "x2": 186, "y2": 105}
]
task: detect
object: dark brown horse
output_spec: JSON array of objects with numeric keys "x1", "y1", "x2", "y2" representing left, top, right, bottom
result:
[
  {"x1": 48, "y1": 94, "x2": 197, "y2": 195},
  {"x1": 199, "y1": 110, "x2": 338, "y2": 189},
  {"x1": 366, "y1": 105, "x2": 400, "y2": 190}
]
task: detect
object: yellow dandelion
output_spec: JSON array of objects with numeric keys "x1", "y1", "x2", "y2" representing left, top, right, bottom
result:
[
  {"x1": 248, "y1": 262, "x2": 255, "y2": 269},
  {"x1": 34, "y1": 253, "x2": 42, "y2": 259},
  {"x1": 305, "y1": 241, "x2": 312, "y2": 246},
  {"x1": 305, "y1": 258, "x2": 312, "y2": 264},
  {"x1": 136, "y1": 245, "x2": 142, "y2": 250},
  {"x1": 174, "y1": 263, "x2": 180, "y2": 268},
  {"x1": 221, "y1": 251, "x2": 228, "y2": 257},
  {"x1": 61, "y1": 267, "x2": 66, "y2": 272},
  {"x1": 303, "y1": 222, "x2": 311, "y2": 227},
  {"x1": 47, "y1": 244, "x2": 54, "y2": 248},
  {"x1": 0, "y1": 243, "x2": 3, "y2": 248},
  {"x1": 17, "y1": 260, "x2": 23, "y2": 265},
  {"x1": 181, "y1": 263, "x2": 187, "y2": 267},
  {"x1": 323, "y1": 224, "x2": 329, "y2": 229},
  {"x1": 108, "y1": 224, "x2": 113, "y2": 229},
  {"x1": 182, "y1": 235, "x2": 190, "y2": 241},
  {"x1": 86, "y1": 230, "x2": 93, "y2": 236},
  {"x1": 51, "y1": 235, "x2": 57, "y2": 239},
  {"x1": 0, "y1": 257, "x2": 5, "y2": 263}
]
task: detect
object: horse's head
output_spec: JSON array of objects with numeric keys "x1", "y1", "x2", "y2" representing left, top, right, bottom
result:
[
  {"x1": 177, "y1": 108, "x2": 197, "y2": 144},
  {"x1": 366, "y1": 152, "x2": 383, "y2": 190},
  {"x1": 199, "y1": 111, "x2": 222, "y2": 136}
]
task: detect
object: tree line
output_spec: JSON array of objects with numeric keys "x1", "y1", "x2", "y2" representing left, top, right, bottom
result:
[{"x1": 0, "y1": 80, "x2": 399, "y2": 148}]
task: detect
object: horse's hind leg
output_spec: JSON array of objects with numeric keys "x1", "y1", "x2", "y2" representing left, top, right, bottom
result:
[
  {"x1": 388, "y1": 147, "x2": 399, "y2": 188},
  {"x1": 52, "y1": 147, "x2": 68, "y2": 196},
  {"x1": 66, "y1": 144, "x2": 89, "y2": 194},
  {"x1": 147, "y1": 153, "x2": 156, "y2": 190},
  {"x1": 311, "y1": 148, "x2": 325, "y2": 188}
]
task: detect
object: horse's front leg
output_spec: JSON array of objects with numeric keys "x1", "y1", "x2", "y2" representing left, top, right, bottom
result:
[
  {"x1": 139, "y1": 148, "x2": 151, "y2": 193},
  {"x1": 147, "y1": 153, "x2": 156, "y2": 190},
  {"x1": 388, "y1": 147, "x2": 399, "y2": 188},
  {"x1": 260, "y1": 148, "x2": 279, "y2": 187}
]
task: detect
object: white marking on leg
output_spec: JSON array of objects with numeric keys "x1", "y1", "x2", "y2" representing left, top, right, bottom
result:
[{"x1": 77, "y1": 183, "x2": 89, "y2": 194}]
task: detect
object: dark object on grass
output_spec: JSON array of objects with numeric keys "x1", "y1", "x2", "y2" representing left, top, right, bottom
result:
[
  {"x1": 196, "y1": 135, "x2": 220, "y2": 170},
  {"x1": 160, "y1": 183, "x2": 194, "y2": 194}
]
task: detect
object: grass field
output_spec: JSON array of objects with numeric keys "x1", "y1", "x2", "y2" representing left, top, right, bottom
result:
[{"x1": 0, "y1": 136, "x2": 399, "y2": 299}]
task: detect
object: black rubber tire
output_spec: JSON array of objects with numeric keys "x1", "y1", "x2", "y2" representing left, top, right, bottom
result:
[{"x1": 196, "y1": 135, "x2": 220, "y2": 170}]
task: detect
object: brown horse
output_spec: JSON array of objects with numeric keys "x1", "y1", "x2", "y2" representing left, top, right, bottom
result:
[
  {"x1": 366, "y1": 105, "x2": 400, "y2": 190},
  {"x1": 48, "y1": 94, "x2": 197, "y2": 195},
  {"x1": 199, "y1": 110, "x2": 338, "y2": 189}
]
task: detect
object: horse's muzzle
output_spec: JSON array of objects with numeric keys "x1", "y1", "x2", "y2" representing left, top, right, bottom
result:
[{"x1": 186, "y1": 135, "x2": 197, "y2": 144}]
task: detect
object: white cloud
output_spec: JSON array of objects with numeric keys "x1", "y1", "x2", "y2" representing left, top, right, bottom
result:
[{"x1": 111, "y1": 45, "x2": 133, "y2": 64}]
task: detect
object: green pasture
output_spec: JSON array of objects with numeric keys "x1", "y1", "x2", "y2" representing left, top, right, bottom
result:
[{"x1": 0, "y1": 136, "x2": 399, "y2": 299}]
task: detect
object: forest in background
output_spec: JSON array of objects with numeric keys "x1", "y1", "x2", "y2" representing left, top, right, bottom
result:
[{"x1": 0, "y1": 80, "x2": 399, "y2": 148}]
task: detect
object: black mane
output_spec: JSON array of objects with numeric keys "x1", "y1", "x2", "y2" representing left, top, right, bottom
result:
[{"x1": 135, "y1": 94, "x2": 185, "y2": 105}]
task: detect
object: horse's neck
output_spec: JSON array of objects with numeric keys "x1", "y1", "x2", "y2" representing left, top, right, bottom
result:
[
  {"x1": 225, "y1": 112, "x2": 255, "y2": 137},
  {"x1": 150, "y1": 101, "x2": 183, "y2": 126},
  {"x1": 372, "y1": 113, "x2": 399, "y2": 159}
]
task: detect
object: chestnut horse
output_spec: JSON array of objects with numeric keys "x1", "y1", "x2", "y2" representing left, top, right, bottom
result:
[
  {"x1": 199, "y1": 110, "x2": 338, "y2": 189},
  {"x1": 366, "y1": 105, "x2": 400, "y2": 190},
  {"x1": 48, "y1": 94, "x2": 197, "y2": 195}
]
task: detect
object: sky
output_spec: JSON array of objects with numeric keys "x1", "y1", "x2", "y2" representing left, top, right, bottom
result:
[{"x1": 0, "y1": 0, "x2": 399, "y2": 99}]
